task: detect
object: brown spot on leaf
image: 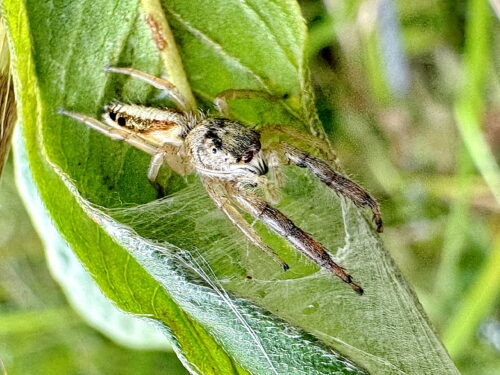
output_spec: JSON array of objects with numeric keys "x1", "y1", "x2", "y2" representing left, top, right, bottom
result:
[{"x1": 146, "y1": 15, "x2": 167, "y2": 51}]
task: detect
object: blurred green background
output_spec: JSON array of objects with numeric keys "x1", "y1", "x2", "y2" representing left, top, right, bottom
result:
[{"x1": 1, "y1": 0, "x2": 499, "y2": 374}]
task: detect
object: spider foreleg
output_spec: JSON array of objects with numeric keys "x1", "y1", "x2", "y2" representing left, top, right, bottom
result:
[
  {"x1": 233, "y1": 189, "x2": 364, "y2": 294},
  {"x1": 204, "y1": 179, "x2": 289, "y2": 271},
  {"x1": 260, "y1": 125, "x2": 338, "y2": 166},
  {"x1": 106, "y1": 66, "x2": 188, "y2": 111},
  {"x1": 278, "y1": 143, "x2": 383, "y2": 233}
]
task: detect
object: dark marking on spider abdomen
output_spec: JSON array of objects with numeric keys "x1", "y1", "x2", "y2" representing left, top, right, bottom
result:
[
  {"x1": 128, "y1": 119, "x2": 177, "y2": 133},
  {"x1": 107, "y1": 110, "x2": 176, "y2": 133}
]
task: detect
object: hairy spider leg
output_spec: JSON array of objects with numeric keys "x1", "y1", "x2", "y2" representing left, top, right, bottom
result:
[
  {"x1": 232, "y1": 187, "x2": 364, "y2": 294},
  {"x1": 106, "y1": 66, "x2": 188, "y2": 111},
  {"x1": 213, "y1": 89, "x2": 285, "y2": 117},
  {"x1": 275, "y1": 143, "x2": 383, "y2": 233},
  {"x1": 204, "y1": 178, "x2": 289, "y2": 271},
  {"x1": 58, "y1": 109, "x2": 160, "y2": 155}
]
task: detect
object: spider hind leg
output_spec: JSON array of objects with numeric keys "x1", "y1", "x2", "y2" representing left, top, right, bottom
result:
[
  {"x1": 204, "y1": 179, "x2": 289, "y2": 272},
  {"x1": 233, "y1": 188, "x2": 364, "y2": 295}
]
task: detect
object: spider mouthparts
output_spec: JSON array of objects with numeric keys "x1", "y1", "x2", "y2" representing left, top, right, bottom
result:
[{"x1": 259, "y1": 159, "x2": 269, "y2": 175}]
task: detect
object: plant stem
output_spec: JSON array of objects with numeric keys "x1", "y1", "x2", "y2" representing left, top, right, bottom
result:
[
  {"x1": 140, "y1": 0, "x2": 196, "y2": 110},
  {"x1": 434, "y1": 147, "x2": 474, "y2": 313},
  {"x1": 455, "y1": 0, "x2": 500, "y2": 204},
  {"x1": 442, "y1": 235, "x2": 500, "y2": 358}
]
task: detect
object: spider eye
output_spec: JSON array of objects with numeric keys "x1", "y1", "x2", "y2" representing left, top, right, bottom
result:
[
  {"x1": 212, "y1": 148, "x2": 217, "y2": 154},
  {"x1": 109, "y1": 112, "x2": 117, "y2": 121},
  {"x1": 117, "y1": 117, "x2": 126, "y2": 126},
  {"x1": 242, "y1": 151, "x2": 254, "y2": 163}
]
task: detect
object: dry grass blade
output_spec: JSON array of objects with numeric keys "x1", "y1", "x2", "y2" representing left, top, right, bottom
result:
[{"x1": 0, "y1": 21, "x2": 16, "y2": 178}]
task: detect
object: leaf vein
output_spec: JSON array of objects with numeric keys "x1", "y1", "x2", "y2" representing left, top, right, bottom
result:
[
  {"x1": 239, "y1": 0, "x2": 299, "y2": 71},
  {"x1": 165, "y1": 6, "x2": 305, "y2": 124}
]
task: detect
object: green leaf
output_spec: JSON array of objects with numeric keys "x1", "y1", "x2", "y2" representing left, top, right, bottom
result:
[
  {"x1": 13, "y1": 141, "x2": 171, "y2": 351},
  {"x1": 3, "y1": 0, "x2": 460, "y2": 374}
]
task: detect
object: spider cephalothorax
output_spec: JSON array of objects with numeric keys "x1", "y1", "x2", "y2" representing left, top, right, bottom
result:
[
  {"x1": 60, "y1": 66, "x2": 383, "y2": 295},
  {"x1": 186, "y1": 118, "x2": 268, "y2": 181}
]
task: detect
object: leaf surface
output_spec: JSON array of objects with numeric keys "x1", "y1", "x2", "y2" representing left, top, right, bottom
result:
[{"x1": 3, "y1": 0, "x2": 460, "y2": 374}]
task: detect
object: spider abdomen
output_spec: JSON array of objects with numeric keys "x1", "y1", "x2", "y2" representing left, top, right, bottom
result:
[{"x1": 104, "y1": 102, "x2": 187, "y2": 133}]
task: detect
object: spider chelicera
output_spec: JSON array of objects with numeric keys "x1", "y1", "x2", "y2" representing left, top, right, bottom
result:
[{"x1": 60, "y1": 67, "x2": 383, "y2": 295}]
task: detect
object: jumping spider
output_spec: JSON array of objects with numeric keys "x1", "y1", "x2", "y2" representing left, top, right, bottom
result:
[{"x1": 60, "y1": 67, "x2": 383, "y2": 295}]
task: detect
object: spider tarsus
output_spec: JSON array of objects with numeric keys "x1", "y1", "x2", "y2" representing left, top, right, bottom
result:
[
  {"x1": 57, "y1": 107, "x2": 65, "y2": 115},
  {"x1": 351, "y1": 283, "x2": 364, "y2": 295},
  {"x1": 281, "y1": 262, "x2": 290, "y2": 271},
  {"x1": 335, "y1": 267, "x2": 364, "y2": 295},
  {"x1": 104, "y1": 65, "x2": 118, "y2": 73}
]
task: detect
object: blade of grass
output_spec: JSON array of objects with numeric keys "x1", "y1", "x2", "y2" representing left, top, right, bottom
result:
[
  {"x1": 433, "y1": 146, "x2": 475, "y2": 318},
  {"x1": 442, "y1": 235, "x2": 500, "y2": 358},
  {"x1": 441, "y1": 0, "x2": 500, "y2": 359},
  {"x1": 0, "y1": 308, "x2": 75, "y2": 335},
  {"x1": 455, "y1": 0, "x2": 500, "y2": 204}
]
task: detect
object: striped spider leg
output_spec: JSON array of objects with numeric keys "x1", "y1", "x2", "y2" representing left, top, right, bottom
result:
[{"x1": 60, "y1": 67, "x2": 383, "y2": 294}]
